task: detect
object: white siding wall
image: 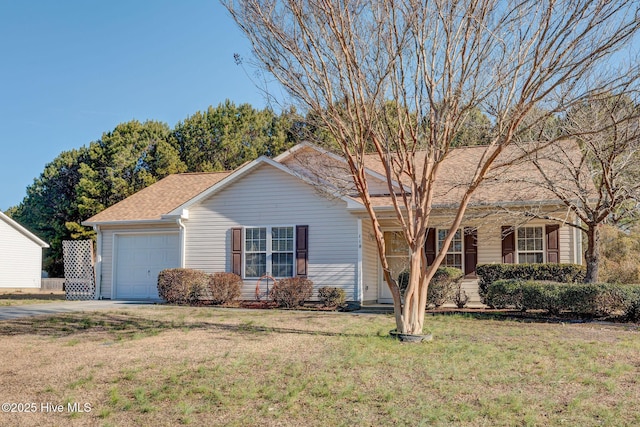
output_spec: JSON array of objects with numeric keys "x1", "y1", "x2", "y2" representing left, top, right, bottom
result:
[
  {"x1": 97, "y1": 224, "x2": 180, "y2": 299},
  {"x1": 184, "y1": 164, "x2": 360, "y2": 300},
  {"x1": 0, "y1": 219, "x2": 43, "y2": 288}
]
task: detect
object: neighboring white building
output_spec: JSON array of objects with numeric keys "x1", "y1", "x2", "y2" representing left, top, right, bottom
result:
[
  {"x1": 83, "y1": 142, "x2": 585, "y2": 303},
  {"x1": 0, "y1": 211, "x2": 49, "y2": 288}
]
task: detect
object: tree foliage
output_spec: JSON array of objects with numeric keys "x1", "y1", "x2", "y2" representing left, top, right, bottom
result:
[{"x1": 172, "y1": 101, "x2": 297, "y2": 171}]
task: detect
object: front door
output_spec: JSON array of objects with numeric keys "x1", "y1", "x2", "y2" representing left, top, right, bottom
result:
[
  {"x1": 379, "y1": 231, "x2": 409, "y2": 303},
  {"x1": 464, "y1": 227, "x2": 478, "y2": 277}
]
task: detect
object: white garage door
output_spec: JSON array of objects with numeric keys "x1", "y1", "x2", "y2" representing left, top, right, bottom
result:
[{"x1": 115, "y1": 233, "x2": 180, "y2": 299}]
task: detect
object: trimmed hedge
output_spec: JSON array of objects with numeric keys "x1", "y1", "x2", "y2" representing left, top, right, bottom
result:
[
  {"x1": 485, "y1": 279, "x2": 640, "y2": 318},
  {"x1": 157, "y1": 269, "x2": 241, "y2": 305},
  {"x1": 271, "y1": 277, "x2": 314, "y2": 308},
  {"x1": 398, "y1": 267, "x2": 464, "y2": 307},
  {"x1": 157, "y1": 268, "x2": 209, "y2": 304},
  {"x1": 318, "y1": 286, "x2": 346, "y2": 307},
  {"x1": 477, "y1": 263, "x2": 586, "y2": 302},
  {"x1": 206, "y1": 272, "x2": 242, "y2": 305}
]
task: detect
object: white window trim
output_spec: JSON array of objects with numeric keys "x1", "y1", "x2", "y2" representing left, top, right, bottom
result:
[
  {"x1": 516, "y1": 226, "x2": 545, "y2": 264},
  {"x1": 242, "y1": 225, "x2": 296, "y2": 279},
  {"x1": 437, "y1": 228, "x2": 464, "y2": 270}
]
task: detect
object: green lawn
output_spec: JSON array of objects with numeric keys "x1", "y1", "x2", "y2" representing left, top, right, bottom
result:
[{"x1": 0, "y1": 306, "x2": 639, "y2": 426}]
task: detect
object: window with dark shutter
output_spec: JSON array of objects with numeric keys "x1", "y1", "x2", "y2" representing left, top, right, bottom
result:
[
  {"x1": 231, "y1": 227, "x2": 243, "y2": 275},
  {"x1": 502, "y1": 225, "x2": 516, "y2": 264},
  {"x1": 425, "y1": 228, "x2": 436, "y2": 265},
  {"x1": 296, "y1": 225, "x2": 308, "y2": 277}
]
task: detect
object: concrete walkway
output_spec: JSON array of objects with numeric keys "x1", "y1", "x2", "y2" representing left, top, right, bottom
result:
[{"x1": 0, "y1": 300, "x2": 156, "y2": 321}]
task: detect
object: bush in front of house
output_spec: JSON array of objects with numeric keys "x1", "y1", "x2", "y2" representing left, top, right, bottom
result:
[
  {"x1": 397, "y1": 267, "x2": 464, "y2": 307},
  {"x1": 271, "y1": 277, "x2": 314, "y2": 308},
  {"x1": 206, "y1": 272, "x2": 242, "y2": 305},
  {"x1": 318, "y1": 286, "x2": 346, "y2": 307},
  {"x1": 157, "y1": 268, "x2": 209, "y2": 304},
  {"x1": 476, "y1": 263, "x2": 586, "y2": 302},
  {"x1": 624, "y1": 287, "x2": 640, "y2": 322},
  {"x1": 485, "y1": 279, "x2": 640, "y2": 317}
]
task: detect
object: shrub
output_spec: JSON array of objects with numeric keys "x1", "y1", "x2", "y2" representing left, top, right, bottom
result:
[
  {"x1": 318, "y1": 286, "x2": 346, "y2": 307},
  {"x1": 429, "y1": 267, "x2": 464, "y2": 307},
  {"x1": 206, "y1": 272, "x2": 242, "y2": 305},
  {"x1": 484, "y1": 279, "x2": 526, "y2": 310},
  {"x1": 476, "y1": 263, "x2": 586, "y2": 302},
  {"x1": 271, "y1": 277, "x2": 314, "y2": 308},
  {"x1": 624, "y1": 287, "x2": 640, "y2": 322},
  {"x1": 454, "y1": 281, "x2": 470, "y2": 308},
  {"x1": 485, "y1": 280, "x2": 640, "y2": 317},
  {"x1": 398, "y1": 267, "x2": 464, "y2": 307},
  {"x1": 157, "y1": 268, "x2": 208, "y2": 304}
]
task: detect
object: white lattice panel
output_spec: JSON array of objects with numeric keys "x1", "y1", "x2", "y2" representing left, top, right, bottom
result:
[{"x1": 63, "y1": 240, "x2": 96, "y2": 300}]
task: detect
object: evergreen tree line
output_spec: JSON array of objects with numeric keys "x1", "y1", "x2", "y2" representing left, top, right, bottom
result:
[{"x1": 7, "y1": 101, "x2": 302, "y2": 276}]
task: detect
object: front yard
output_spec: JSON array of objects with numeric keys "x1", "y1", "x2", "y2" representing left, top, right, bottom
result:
[{"x1": 0, "y1": 306, "x2": 639, "y2": 426}]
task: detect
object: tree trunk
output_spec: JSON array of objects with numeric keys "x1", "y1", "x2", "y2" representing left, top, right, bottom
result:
[
  {"x1": 584, "y1": 225, "x2": 600, "y2": 283},
  {"x1": 398, "y1": 249, "x2": 434, "y2": 335}
]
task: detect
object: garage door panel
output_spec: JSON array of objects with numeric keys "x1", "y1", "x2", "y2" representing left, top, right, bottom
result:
[{"x1": 115, "y1": 233, "x2": 180, "y2": 300}]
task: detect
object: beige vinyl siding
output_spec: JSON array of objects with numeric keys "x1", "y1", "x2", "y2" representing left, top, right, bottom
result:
[
  {"x1": 184, "y1": 164, "x2": 359, "y2": 300},
  {"x1": 476, "y1": 225, "x2": 503, "y2": 265},
  {"x1": 97, "y1": 224, "x2": 180, "y2": 299},
  {"x1": 0, "y1": 219, "x2": 44, "y2": 288},
  {"x1": 559, "y1": 225, "x2": 572, "y2": 264},
  {"x1": 476, "y1": 219, "x2": 576, "y2": 265},
  {"x1": 361, "y1": 219, "x2": 379, "y2": 303}
]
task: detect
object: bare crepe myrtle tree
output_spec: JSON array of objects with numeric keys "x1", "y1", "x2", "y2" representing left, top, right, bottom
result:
[
  {"x1": 222, "y1": 0, "x2": 640, "y2": 334},
  {"x1": 504, "y1": 91, "x2": 640, "y2": 283}
]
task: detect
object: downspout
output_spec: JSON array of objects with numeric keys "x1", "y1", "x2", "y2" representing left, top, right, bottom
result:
[
  {"x1": 357, "y1": 219, "x2": 363, "y2": 304},
  {"x1": 93, "y1": 225, "x2": 102, "y2": 300},
  {"x1": 177, "y1": 218, "x2": 186, "y2": 267}
]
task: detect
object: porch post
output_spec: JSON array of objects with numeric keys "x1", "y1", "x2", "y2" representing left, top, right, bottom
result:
[{"x1": 357, "y1": 218, "x2": 363, "y2": 304}]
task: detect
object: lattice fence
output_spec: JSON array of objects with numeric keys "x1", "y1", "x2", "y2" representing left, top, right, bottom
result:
[{"x1": 63, "y1": 240, "x2": 96, "y2": 300}]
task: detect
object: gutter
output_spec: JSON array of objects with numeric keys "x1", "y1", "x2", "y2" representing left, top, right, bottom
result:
[
  {"x1": 177, "y1": 218, "x2": 186, "y2": 268},
  {"x1": 82, "y1": 218, "x2": 177, "y2": 227}
]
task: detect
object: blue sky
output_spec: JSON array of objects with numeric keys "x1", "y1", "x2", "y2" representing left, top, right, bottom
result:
[{"x1": 0, "y1": 0, "x2": 283, "y2": 211}]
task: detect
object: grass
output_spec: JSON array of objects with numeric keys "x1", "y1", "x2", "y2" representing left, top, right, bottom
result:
[{"x1": 0, "y1": 306, "x2": 639, "y2": 426}]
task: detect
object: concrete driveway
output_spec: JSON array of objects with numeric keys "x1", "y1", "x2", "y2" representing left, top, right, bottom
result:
[{"x1": 0, "y1": 300, "x2": 158, "y2": 320}]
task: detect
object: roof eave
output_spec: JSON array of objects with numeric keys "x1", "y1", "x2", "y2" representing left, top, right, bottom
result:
[
  {"x1": 346, "y1": 199, "x2": 571, "y2": 212},
  {"x1": 0, "y1": 211, "x2": 49, "y2": 248},
  {"x1": 81, "y1": 218, "x2": 179, "y2": 227}
]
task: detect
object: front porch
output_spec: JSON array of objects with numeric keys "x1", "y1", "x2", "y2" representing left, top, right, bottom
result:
[{"x1": 361, "y1": 278, "x2": 485, "y2": 310}]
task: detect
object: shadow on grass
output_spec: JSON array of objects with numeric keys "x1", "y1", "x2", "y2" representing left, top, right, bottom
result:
[
  {"x1": 0, "y1": 312, "x2": 381, "y2": 339},
  {"x1": 0, "y1": 293, "x2": 65, "y2": 301},
  {"x1": 425, "y1": 308, "x2": 638, "y2": 327}
]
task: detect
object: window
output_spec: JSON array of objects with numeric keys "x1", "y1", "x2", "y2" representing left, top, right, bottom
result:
[
  {"x1": 245, "y1": 227, "x2": 267, "y2": 277},
  {"x1": 437, "y1": 229, "x2": 462, "y2": 269},
  {"x1": 517, "y1": 227, "x2": 543, "y2": 263},
  {"x1": 244, "y1": 226, "x2": 294, "y2": 278},
  {"x1": 271, "y1": 227, "x2": 294, "y2": 277}
]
